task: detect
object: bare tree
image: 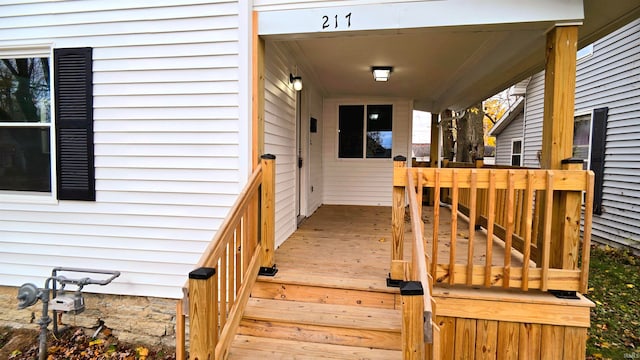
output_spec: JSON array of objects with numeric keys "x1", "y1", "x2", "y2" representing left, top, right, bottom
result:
[{"x1": 455, "y1": 102, "x2": 484, "y2": 163}]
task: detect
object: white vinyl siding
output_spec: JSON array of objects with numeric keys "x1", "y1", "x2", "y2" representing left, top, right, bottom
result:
[
  {"x1": 575, "y1": 19, "x2": 640, "y2": 250},
  {"x1": 494, "y1": 112, "x2": 524, "y2": 166},
  {"x1": 0, "y1": 1, "x2": 245, "y2": 299},
  {"x1": 518, "y1": 19, "x2": 640, "y2": 251},
  {"x1": 522, "y1": 71, "x2": 544, "y2": 168},
  {"x1": 264, "y1": 41, "x2": 298, "y2": 247},
  {"x1": 322, "y1": 98, "x2": 411, "y2": 206}
]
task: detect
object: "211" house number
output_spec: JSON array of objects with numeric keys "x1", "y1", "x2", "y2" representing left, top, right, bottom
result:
[{"x1": 322, "y1": 12, "x2": 352, "y2": 30}]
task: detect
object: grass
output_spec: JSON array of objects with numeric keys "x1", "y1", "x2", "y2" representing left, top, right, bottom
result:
[{"x1": 585, "y1": 245, "x2": 640, "y2": 359}]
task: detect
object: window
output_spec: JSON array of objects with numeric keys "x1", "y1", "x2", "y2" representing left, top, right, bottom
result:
[
  {"x1": 577, "y1": 108, "x2": 608, "y2": 214},
  {"x1": 573, "y1": 113, "x2": 592, "y2": 169},
  {"x1": 511, "y1": 139, "x2": 522, "y2": 166},
  {"x1": 577, "y1": 44, "x2": 594, "y2": 61},
  {"x1": 0, "y1": 56, "x2": 52, "y2": 192},
  {"x1": 0, "y1": 47, "x2": 95, "y2": 200},
  {"x1": 338, "y1": 104, "x2": 392, "y2": 159}
]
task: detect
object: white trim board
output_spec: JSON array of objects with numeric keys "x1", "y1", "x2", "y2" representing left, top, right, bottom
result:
[{"x1": 258, "y1": 0, "x2": 583, "y2": 36}]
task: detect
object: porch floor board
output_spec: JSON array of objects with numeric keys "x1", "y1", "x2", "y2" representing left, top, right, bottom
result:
[{"x1": 270, "y1": 204, "x2": 522, "y2": 292}]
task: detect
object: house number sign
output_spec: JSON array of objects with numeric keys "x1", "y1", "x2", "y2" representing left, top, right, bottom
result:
[{"x1": 321, "y1": 12, "x2": 352, "y2": 30}]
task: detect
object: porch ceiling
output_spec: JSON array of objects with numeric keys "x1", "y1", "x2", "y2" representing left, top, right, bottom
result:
[{"x1": 269, "y1": 0, "x2": 640, "y2": 113}]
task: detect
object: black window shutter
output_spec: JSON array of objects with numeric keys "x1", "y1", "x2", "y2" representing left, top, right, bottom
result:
[
  {"x1": 54, "y1": 48, "x2": 95, "y2": 201},
  {"x1": 590, "y1": 107, "x2": 608, "y2": 215}
]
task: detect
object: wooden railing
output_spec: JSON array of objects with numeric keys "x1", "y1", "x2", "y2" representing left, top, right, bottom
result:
[
  {"x1": 444, "y1": 160, "x2": 538, "y2": 260},
  {"x1": 392, "y1": 160, "x2": 594, "y2": 294},
  {"x1": 176, "y1": 154, "x2": 276, "y2": 360},
  {"x1": 399, "y1": 168, "x2": 440, "y2": 360}
]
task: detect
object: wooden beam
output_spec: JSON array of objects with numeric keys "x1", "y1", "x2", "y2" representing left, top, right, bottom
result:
[
  {"x1": 260, "y1": 154, "x2": 276, "y2": 268},
  {"x1": 394, "y1": 167, "x2": 588, "y2": 190},
  {"x1": 434, "y1": 263, "x2": 583, "y2": 292},
  {"x1": 540, "y1": 26, "x2": 578, "y2": 170},
  {"x1": 540, "y1": 25, "x2": 579, "y2": 270},
  {"x1": 433, "y1": 288, "x2": 592, "y2": 328},
  {"x1": 252, "y1": 11, "x2": 265, "y2": 168}
]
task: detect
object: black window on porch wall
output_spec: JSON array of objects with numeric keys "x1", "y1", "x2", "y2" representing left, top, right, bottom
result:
[
  {"x1": 338, "y1": 104, "x2": 393, "y2": 159},
  {"x1": 338, "y1": 105, "x2": 364, "y2": 158}
]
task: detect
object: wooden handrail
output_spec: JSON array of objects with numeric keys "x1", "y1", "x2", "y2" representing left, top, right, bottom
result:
[
  {"x1": 406, "y1": 169, "x2": 433, "y2": 318},
  {"x1": 401, "y1": 167, "x2": 437, "y2": 359},
  {"x1": 176, "y1": 155, "x2": 276, "y2": 360}
]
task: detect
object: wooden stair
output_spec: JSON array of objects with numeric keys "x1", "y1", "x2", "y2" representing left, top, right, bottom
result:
[{"x1": 226, "y1": 277, "x2": 403, "y2": 359}]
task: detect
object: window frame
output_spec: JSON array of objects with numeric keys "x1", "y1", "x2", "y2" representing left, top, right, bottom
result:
[
  {"x1": 336, "y1": 103, "x2": 394, "y2": 160},
  {"x1": 510, "y1": 138, "x2": 523, "y2": 166},
  {"x1": 573, "y1": 110, "x2": 594, "y2": 170},
  {"x1": 0, "y1": 45, "x2": 57, "y2": 203}
]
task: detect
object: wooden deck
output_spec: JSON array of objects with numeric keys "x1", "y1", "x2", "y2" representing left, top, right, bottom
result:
[
  {"x1": 227, "y1": 205, "x2": 592, "y2": 359},
  {"x1": 272, "y1": 204, "x2": 522, "y2": 291}
]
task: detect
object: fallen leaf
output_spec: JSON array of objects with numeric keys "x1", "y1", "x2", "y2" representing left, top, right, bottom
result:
[{"x1": 626, "y1": 283, "x2": 635, "y2": 288}]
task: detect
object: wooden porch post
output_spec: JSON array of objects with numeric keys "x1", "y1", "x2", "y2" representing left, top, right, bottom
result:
[
  {"x1": 259, "y1": 154, "x2": 277, "y2": 275},
  {"x1": 540, "y1": 25, "x2": 579, "y2": 269},
  {"x1": 425, "y1": 113, "x2": 440, "y2": 206},
  {"x1": 392, "y1": 156, "x2": 407, "y2": 268},
  {"x1": 252, "y1": 11, "x2": 265, "y2": 167},
  {"x1": 401, "y1": 281, "x2": 425, "y2": 359},
  {"x1": 188, "y1": 267, "x2": 217, "y2": 360},
  {"x1": 430, "y1": 113, "x2": 439, "y2": 168}
]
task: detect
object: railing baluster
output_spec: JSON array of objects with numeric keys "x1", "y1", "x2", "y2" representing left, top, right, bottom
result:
[
  {"x1": 503, "y1": 170, "x2": 515, "y2": 288},
  {"x1": 485, "y1": 170, "x2": 496, "y2": 287},
  {"x1": 220, "y1": 242, "x2": 228, "y2": 329},
  {"x1": 580, "y1": 172, "x2": 595, "y2": 293},
  {"x1": 235, "y1": 232, "x2": 242, "y2": 293},
  {"x1": 521, "y1": 171, "x2": 535, "y2": 291},
  {"x1": 431, "y1": 170, "x2": 441, "y2": 278},
  {"x1": 176, "y1": 300, "x2": 186, "y2": 360},
  {"x1": 467, "y1": 170, "x2": 477, "y2": 285},
  {"x1": 449, "y1": 170, "x2": 458, "y2": 285},
  {"x1": 417, "y1": 169, "x2": 424, "y2": 219},
  {"x1": 228, "y1": 225, "x2": 236, "y2": 305},
  {"x1": 541, "y1": 172, "x2": 554, "y2": 291}
]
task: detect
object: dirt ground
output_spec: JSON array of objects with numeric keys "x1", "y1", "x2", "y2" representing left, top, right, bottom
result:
[{"x1": 0, "y1": 326, "x2": 176, "y2": 359}]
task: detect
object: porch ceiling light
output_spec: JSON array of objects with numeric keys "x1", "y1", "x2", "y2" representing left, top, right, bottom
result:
[
  {"x1": 290, "y1": 73, "x2": 303, "y2": 91},
  {"x1": 372, "y1": 66, "x2": 393, "y2": 82}
]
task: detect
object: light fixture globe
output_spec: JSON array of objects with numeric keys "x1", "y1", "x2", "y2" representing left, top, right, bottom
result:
[{"x1": 290, "y1": 74, "x2": 303, "y2": 91}]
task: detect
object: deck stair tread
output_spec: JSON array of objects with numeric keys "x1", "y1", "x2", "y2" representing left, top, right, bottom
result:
[
  {"x1": 252, "y1": 279, "x2": 399, "y2": 309},
  {"x1": 243, "y1": 297, "x2": 401, "y2": 331},
  {"x1": 256, "y1": 269, "x2": 395, "y2": 293},
  {"x1": 227, "y1": 335, "x2": 402, "y2": 359}
]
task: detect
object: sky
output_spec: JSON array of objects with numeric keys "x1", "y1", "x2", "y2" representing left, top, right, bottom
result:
[{"x1": 412, "y1": 110, "x2": 431, "y2": 144}]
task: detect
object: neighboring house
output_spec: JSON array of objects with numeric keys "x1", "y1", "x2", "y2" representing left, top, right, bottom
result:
[
  {"x1": 490, "y1": 18, "x2": 640, "y2": 252},
  {"x1": 1, "y1": 0, "x2": 638, "y2": 346}
]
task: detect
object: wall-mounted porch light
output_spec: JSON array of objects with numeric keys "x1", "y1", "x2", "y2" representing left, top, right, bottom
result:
[
  {"x1": 290, "y1": 74, "x2": 303, "y2": 91},
  {"x1": 372, "y1": 66, "x2": 393, "y2": 82}
]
